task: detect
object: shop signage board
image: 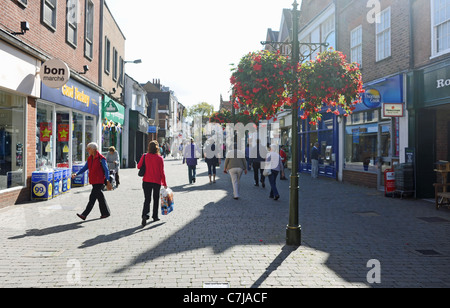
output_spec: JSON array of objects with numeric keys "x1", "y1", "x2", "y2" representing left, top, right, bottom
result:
[
  {"x1": 383, "y1": 103, "x2": 404, "y2": 117},
  {"x1": 102, "y1": 96, "x2": 125, "y2": 125},
  {"x1": 41, "y1": 79, "x2": 100, "y2": 116},
  {"x1": 40, "y1": 58, "x2": 70, "y2": 89}
]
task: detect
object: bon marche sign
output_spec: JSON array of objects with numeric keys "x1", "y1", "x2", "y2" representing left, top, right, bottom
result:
[{"x1": 40, "y1": 58, "x2": 70, "y2": 88}]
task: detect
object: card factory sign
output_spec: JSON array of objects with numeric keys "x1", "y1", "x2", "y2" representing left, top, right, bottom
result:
[{"x1": 40, "y1": 58, "x2": 70, "y2": 88}]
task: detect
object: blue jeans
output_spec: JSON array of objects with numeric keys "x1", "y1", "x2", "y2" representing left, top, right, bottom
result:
[
  {"x1": 188, "y1": 165, "x2": 196, "y2": 183},
  {"x1": 268, "y1": 170, "x2": 279, "y2": 198}
]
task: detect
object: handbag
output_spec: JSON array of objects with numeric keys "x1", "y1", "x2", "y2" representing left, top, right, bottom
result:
[
  {"x1": 138, "y1": 154, "x2": 146, "y2": 177},
  {"x1": 263, "y1": 168, "x2": 272, "y2": 177}
]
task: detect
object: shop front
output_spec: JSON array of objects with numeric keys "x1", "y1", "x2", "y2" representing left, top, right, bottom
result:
[
  {"x1": 128, "y1": 110, "x2": 148, "y2": 167},
  {"x1": 38, "y1": 78, "x2": 101, "y2": 170},
  {"x1": 101, "y1": 96, "x2": 124, "y2": 157},
  {"x1": 343, "y1": 74, "x2": 405, "y2": 190},
  {"x1": 408, "y1": 60, "x2": 450, "y2": 198},
  {"x1": 0, "y1": 39, "x2": 40, "y2": 206}
]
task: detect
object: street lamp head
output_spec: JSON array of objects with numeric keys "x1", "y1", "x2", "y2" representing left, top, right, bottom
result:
[{"x1": 125, "y1": 59, "x2": 142, "y2": 64}]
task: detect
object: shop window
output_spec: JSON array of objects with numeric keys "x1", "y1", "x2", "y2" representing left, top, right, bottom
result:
[
  {"x1": 0, "y1": 91, "x2": 26, "y2": 190},
  {"x1": 344, "y1": 110, "x2": 389, "y2": 173},
  {"x1": 72, "y1": 112, "x2": 84, "y2": 164},
  {"x1": 85, "y1": 115, "x2": 96, "y2": 160},
  {"x1": 36, "y1": 102, "x2": 54, "y2": 170}
]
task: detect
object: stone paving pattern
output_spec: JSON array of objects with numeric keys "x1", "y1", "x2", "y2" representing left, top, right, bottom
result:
[{"x1": 1, "y1": 158, "x2": 449, "y2": 288}]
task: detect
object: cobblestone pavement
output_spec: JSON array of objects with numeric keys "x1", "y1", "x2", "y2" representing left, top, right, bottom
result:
[{"x1": 1, "y1": 158, "x2": 449, "y2": 288}]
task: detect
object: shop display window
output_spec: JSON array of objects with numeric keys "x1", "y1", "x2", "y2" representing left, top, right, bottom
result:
[
  {"x1": 36, "y1": 102, "x2": 54, "y2": 170},
  {"x1": 0, "y1": 90, "x2": 26, "y2": 190}
]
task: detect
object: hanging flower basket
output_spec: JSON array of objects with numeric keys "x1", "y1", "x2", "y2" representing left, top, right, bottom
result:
[
  {"x1": 230, "y1": 50, "x2": 294, "y2": 121},
  {"x1": 229, "y1": 49, "x2": 364, "y2": 125},
  {"x1": 297, "y1": 49, "x2": 364, "y2": 124}
]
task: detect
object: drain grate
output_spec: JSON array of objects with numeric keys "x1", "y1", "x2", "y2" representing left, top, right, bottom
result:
[
  {"x1": 417, "y1": 217, "x2": 450, "y2": 223},
  {"x1": 24, "y1": 250, "x2": 65, "y2": 258},
  {"x1": 353, "y1": 211, "x2": 380, "y2": 217},
  {"x1": 415, "y1": 249, "x2": 441, "y2": 256}
]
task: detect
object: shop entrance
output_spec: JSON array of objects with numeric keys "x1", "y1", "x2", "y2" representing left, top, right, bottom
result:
[
  {"x1": 55, "y1": 107, "x2": 70, "y2": 168},
  {"x1": 377, "y1": 121, "x2": 393, "y2": 190}
]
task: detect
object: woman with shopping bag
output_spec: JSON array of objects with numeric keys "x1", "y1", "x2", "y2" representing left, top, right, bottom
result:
[{"x1": 137, "y1": 140, "x2": 167, "y2": 227}]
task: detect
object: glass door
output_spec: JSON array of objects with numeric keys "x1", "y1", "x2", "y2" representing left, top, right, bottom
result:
[
  {"x1": 56, "y1": 107, "x2": 70, "y2": 168},
  {"x1": 378, "y1": 121, "x2": 392, "y2": 189}
]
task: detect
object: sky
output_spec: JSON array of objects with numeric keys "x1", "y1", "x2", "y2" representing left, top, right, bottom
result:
[{"x1": 105, "y1": 0, "x2": 298, "y2": 111}]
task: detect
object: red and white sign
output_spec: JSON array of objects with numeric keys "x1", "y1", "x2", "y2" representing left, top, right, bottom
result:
[{"x1": 383, "y1": 103, "x2": 404, "y2": 117}]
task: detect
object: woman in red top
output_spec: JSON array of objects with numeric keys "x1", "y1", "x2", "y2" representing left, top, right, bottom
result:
[{"x1": 137, "y1": 140, "x2": 167, "y2": 227}]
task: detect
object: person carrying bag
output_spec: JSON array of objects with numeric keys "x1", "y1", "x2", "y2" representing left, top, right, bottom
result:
[{"x1": 137, "y1": 140, "x2": 167, "y2": 227}]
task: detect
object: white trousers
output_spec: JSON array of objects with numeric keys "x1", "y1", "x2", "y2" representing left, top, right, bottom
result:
[{"x1": 229, "y1": 167, "x2": 244, "y2": 198}]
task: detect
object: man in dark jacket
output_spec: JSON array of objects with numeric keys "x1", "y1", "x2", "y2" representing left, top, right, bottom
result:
[{"x1": 249, "y1": 140, "x2": 267, "y2": 187}]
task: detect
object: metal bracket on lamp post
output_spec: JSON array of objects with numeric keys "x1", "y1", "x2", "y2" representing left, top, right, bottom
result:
[{"x1": 261, "y1": 0, "x2": 329, "y2": 247}]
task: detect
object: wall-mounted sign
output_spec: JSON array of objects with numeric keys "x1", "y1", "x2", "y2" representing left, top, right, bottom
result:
[
  {"x1": 363, "y1": 89, "x2": 382, "y2": 108},
  {"x1": 40, "y1": 58, "x2": 70, "y2": 88},
  {"x1": 383, "y1": 103, "x2": 404, "y2": 117}
]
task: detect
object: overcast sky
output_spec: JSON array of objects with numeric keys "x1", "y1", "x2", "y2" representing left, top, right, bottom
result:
[{"x1": 105, "y1": 0, "x2": 297, "y2": 110}]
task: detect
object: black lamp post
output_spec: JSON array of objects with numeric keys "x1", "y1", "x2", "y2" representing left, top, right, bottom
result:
[{"x1": 261, "y1": 0, "x2": 328, "y2": 246}]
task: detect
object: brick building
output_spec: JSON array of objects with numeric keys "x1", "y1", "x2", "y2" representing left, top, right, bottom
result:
[
  {"x1": 0, "y1": 0, "x2": 128, "y2": 208},
  {"x1": 407, "y1": 0, "x2": 450, "y2": 198},
  {"x1": 336, "y1": 0, "x2": 411, "y2": 190}
]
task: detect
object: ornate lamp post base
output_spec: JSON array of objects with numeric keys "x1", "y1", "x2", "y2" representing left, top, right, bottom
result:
[{"x1": 286, "y1": 226, "x2": 301, "y2": 246}]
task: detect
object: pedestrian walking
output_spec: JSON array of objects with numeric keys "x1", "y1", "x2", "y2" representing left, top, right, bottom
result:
[
  {"x1": 137, "y1": 140, "x2": 167, "y2": 227},
  {"x1": 265, "y1": 144, "x2": 284, "y2": 201},
  {"x1": 204, "y1": 142, "x2": 220, "y2": 184},
  {"x1": 106, "y1": 146, "x2": 120, "y2": 188},
  {"x1": 224, "y1": 146, "x2": 247, "y2": 200},
  {"x1": 249, "y1": 140, "x2": 267, "y2": 188},
  {"x1": 311, "y1": 142, "x2": 320, "y2": 179},
  {"x1": 279, "y1": 145, "x2": 287, "y2": 180},
  {"x1": 72, "y1": 142, "x2": 112, "y2": 220},
  {"x1": 183, "y1": 138, "x2": 199, "y2": 184}
]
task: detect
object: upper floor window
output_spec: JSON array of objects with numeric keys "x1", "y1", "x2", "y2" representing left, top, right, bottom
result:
[
  {"x1": 351, "y1": 25, "x2": 363, "y2": 67},
  {"x1": 66, "y1": 0, "x2": 79, "y2": 47},
  {"x1": 17, "y1": 0, "x2": 28, "y2": 7},
  {"x1": 104, "y1": 37, "x2": 111, "y2": 74},
  {"x1": 43, "y1": 0, "x2": 57, "y2": 30},
  {"x1": 84, "y1": 0, "x2": 94, "y2": 59},
  {"x1": 376, "y1": 7, "x2": 391, "y2": 61},
  {"x1": 432, "y1": 0, "x2": 450, "y2": 56},
  {"x1": 112, "y1": 48, "x2": 118, "y2": 81}
]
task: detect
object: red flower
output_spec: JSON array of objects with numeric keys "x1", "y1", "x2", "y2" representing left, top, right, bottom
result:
[{"x1": 253, "y1": 63, "x2": 262, "y2": 71}]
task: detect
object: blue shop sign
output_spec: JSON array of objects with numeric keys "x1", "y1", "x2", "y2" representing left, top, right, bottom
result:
[
  {"x1": 41, "y1": 79, "x2": 100, "y2": 116},
  {"x1": 355, "y1": 74, "x2": 403, "y2": 112},
  {"x1": 148, "y1": 126, "x2": 157, "y2": 133}
]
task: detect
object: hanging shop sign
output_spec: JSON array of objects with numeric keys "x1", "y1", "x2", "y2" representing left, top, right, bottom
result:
[
  {"x1": 41, "y1": 79, "x2": 100, "y2": 116},
  {"x1": 383, "y1": 103, "x2": 404, "y2": 117},
  {"x1": 40, "y1": 58, "x2": 70, "y2": 89}
]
